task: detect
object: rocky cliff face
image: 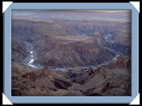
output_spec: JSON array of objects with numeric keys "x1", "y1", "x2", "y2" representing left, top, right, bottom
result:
[
  {"x1": 12, "y1": 19, "x2": 118, "y2": 68},
  {"x1": 12, "y1": 10, "x2": 131, "y2": 68},
  {"x1": 116, "y1": 55, "x2": 131, "y2": 68},
  {"x1": 12, "y1": 55, "x2": 131, "y2": 96},
  {"x1": 11, "y1": 10, "x2": 131, "y2": 96},
  {"x1": 12, "y1": 37, "x2": 27, "y2": 62}
]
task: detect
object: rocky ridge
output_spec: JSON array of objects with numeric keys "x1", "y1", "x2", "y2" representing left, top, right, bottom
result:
[{"x1": 12, "y1": 55, "x2": 131, "y2": 96}]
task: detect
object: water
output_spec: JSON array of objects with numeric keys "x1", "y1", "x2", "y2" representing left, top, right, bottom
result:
[
  {"x1": 50, "y1": 45, "x2": 122, "y2": 71},
  {"x1": 50, "y1": 54, "x2": 120, "y2": 72},
  {"x1": 22, "y1": 41, "x2": 43, "y2": 69},
  {"x1": 21, "y1": 39, "x2": 121, "y2": 71},
  {"x1": 50, "y1": 56, "x2": 118, "y2": 72}
]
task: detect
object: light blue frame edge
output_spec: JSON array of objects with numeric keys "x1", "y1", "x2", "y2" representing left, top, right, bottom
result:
[{"x1": 4, "y1": 3, "x2": 139, "y2": 104}]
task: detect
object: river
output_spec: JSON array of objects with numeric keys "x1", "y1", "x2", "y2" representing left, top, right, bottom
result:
[
  {"x1": 50, "y1": 47, "x2": 121, "y2": 71},
  {"x1": 22, "y1": 41, "x2": 121, "y2": 71},
  {"x1": 22, "y1": 41, "x2": 43, "y2": 69}
]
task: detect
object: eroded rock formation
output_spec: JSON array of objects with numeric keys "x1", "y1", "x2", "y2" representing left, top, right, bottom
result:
[{"x1": 12, "y1": 55, "x2": 131, "y2": 96}]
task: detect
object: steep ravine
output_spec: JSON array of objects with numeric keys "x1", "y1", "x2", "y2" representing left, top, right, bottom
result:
[
  {"x1": 21, "y1": 40, "x2": 122, "y2": 71},
  {"x1": 12, "y1": 54, "x2": 131, "y2": 96},
  {"x1": 50, "y1": 46, "x2": 121, "y2": 71},
  {"x1": 21, "y1": 41, "x2": 43, "y2": 69},
  {"x1": 12, "y1": 19, "x2": 128, "y2": 70}
]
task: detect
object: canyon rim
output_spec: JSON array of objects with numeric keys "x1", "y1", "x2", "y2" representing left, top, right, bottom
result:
[{"x1": 11, "y1": 10, "x2": 131, "y2": 96}]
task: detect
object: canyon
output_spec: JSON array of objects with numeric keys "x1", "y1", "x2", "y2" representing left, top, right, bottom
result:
[
  {"x1": 11, "y1": 10, "x2": 131, "y2": 96},
  {"x1": 12, "y1": 55, "x2": 131, "y2": 96}
]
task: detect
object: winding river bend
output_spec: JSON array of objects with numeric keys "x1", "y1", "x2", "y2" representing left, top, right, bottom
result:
[
  {"x1": 22, "y1": 41, "x2": 121, "y2": 71},
  {"x1": 22, "y1": 41, "x2": 43, "y2": 69},
  {"x1": 50, "y1": 46, "x2": 122, "y2": 71}
]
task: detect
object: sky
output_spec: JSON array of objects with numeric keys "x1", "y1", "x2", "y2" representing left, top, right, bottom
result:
[{"x1": 12, "y1": 9, "x2": 131, "y2": 22}]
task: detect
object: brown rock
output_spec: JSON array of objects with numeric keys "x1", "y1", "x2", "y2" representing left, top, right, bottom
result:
[
  {"x1": 43, "y1": 65, "x2": 49, "y2": 70},
  {"x1": 100, "y1": 82, "x2": 110, "y2": 93},
  {"x1": 22, "y1": 72, "x2": 36, "y2": 81},
  {"x1": 116, "y1": 55, "x2": 131, "y2": 68},
  {"x1": 40, "y1": 65, "x2": 50, "y2": 75},
  {"x1": 53, "y1": 79, "x2": 72, "y2": 90},
  {"x1": 22, "y1": 73, "x2": 30, "y2": 79},
  {"x1": 88, "y1": 67, "x2": 94, "y2": 75},
  {"x1": 94, "y1": 66, "x2": 107, "y2": 78}
]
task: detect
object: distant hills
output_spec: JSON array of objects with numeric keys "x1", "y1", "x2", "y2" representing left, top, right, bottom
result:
[
  {"x1": 12, "y1": 10, "x2": 131, "y2": 22},
  {"x1": 11, "y1": 10, "x2": 131, "y2": 96},
  {"x1": 12, "y1": 11, "x2": 131, "y2": 68}
]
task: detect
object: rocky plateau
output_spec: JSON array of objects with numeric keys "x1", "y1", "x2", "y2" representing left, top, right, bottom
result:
[{"x1": 11, "y1": 10, "x2": 131, "y2": 96}]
